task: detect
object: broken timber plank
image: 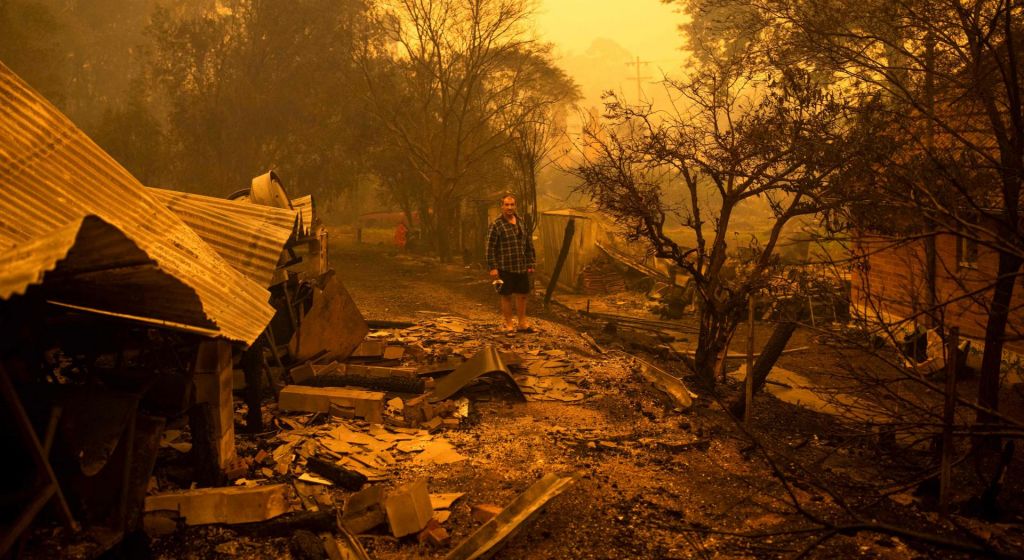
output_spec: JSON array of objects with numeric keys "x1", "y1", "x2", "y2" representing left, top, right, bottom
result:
[
  {"x1": 331, "y1": 511, "x2": 372, "y2": 560},
  {"x1": 278, "y1": 385, "x2": 385, "y2": 423},
  {"x1": 144, "y1": 484, "x2": 290, "y2": 525},
  {"x1": 670, "y1": 344, "x2": 809, "y2": 359},
  {"x1": 323, "y1": 529, "x2": 372, "y2": 560},
  {"x1": 445, "y1": 473, "x2": 575, "y2": 560}
]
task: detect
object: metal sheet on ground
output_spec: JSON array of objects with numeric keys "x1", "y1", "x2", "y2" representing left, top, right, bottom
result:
[
  {"x1": 428, "y1": 346, "x2": 525, "y2": 402},
  {"x1": 635, "y1": 358, "x2": 694, "y2": 410},
  {"x1": 445, "y1": 473, "x2": 575, "y2": 560},
  {"x1": 289, "y1": 271, "x2": 368, "y2": 362}
]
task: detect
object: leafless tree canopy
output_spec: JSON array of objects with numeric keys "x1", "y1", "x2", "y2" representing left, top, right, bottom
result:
[{"x1": 571, "y1": 25, "x2": 885, "y2": 385}]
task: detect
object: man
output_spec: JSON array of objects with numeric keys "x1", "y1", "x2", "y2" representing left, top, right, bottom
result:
[{"x1": 485, "y1": 194, "x2": 536, "y2": 336}]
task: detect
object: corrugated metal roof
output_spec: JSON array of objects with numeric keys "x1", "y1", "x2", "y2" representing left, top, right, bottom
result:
[
  {"x1": 541, "y1": 208, "x2": 599, "y2": 219},
  {"x1": 147, "y1": 187, "x2": 298, "y2": 287},
  {"x1": 0, "y1": 61, "x2": 274, "y2": 344},
  {"x1": 0, "y1": 215, "x2": 219, "y2": 335}
]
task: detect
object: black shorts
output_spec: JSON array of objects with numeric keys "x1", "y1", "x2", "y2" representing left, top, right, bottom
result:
[{"x1": 498, "y1": 270, "x2": 530, "y2": 295}]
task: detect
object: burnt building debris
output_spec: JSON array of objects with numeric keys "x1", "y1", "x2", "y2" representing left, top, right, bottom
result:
[
  {"x1": 0, "y1": 59, "x2": 586, "y2": 559},
  {"x1": 0, "y1": 60, "x2": 368, "y2": 556}
]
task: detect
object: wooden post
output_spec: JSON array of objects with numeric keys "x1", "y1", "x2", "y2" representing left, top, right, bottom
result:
[
  {"x1": 744, "y1": 297, "x2": 755, "y2": 426},
  {"x1": 939, "y1": 327, "x2": 959, "y2": 515},
  {"x1": 194, "y1": 340, "x2": 237, "y2": 469},
  {"x1": 544, "y1": 217, "x2": 575, "y2": 308}
]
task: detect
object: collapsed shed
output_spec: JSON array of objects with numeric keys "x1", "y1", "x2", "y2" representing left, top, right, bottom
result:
[
  {"x1": 539, "y1": 208, "x2": 677, "y2": 295},
  {"x1": 0, "y1": 60, "x2": 363, "y2": 556}
]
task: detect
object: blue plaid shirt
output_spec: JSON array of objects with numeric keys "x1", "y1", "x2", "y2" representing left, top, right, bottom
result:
[{"x1": 486, "y1": 215, "x2": 535, "y2": 273}]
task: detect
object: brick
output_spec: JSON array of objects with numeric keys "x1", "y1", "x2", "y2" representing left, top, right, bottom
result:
[
  {"x1": 342, "y1": 485, "x2": 386, "y2": 534},
  {"x1": 254, "y1": 449, "x2": 270, "y2": 465},
  {"x1": 278, "y1": 385, "x2": 385, "y2": 423},
  {"x1": 417, "y1": 519, "x2": 450, "y2": 547},
  {"x1": 289, "y1": 362, "x2": 316, "y2": 384},
  {"x1": 383, "y1": 478, "x2": 432, "y2": 538},
  {"x1": 383, "y1": 346, "x2": 405, "y2": 360},
  {"x1": 470, "y1": 503, "x2": 502, "y2": 524},
  {"x1": 420, "y1": 417, "x2": 442, "y2": 433},
  {"x1": 224, "y1": 457, "x2": 251, "y2": 480},
  {"x1": 403, "y1": 395, "x2": 434, "y2": 424}
]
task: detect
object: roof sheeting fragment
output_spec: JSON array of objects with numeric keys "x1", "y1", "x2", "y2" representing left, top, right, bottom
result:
[
  {"x1": 0, "y1": 61, "x2": 273, "y2": 343},
  {"x1": 0, "y1": 215, "x2": 217, "y2": 335},
  {"x1": 147, "y1": 187, "x2": 298, "y2": 287},
  {"x1": 291, "y1": 194, "x2": 315, "y2": 236}
]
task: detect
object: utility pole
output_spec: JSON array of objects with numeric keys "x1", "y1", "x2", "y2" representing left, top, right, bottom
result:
[{"x1": 625, "y1": 56, "x2": 652, "y2": 102}]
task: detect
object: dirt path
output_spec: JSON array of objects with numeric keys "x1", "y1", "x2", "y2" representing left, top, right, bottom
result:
[
  {"x1": 326, "y1": 242, "x2": 923, "y2": 559},
  {"x1": 336, "y1": 245, "x2": 502, "y2": 324}
]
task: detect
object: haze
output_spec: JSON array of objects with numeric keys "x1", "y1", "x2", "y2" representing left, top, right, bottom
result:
[{"x1": 537, "y1": 0, "x2": 688, "y2": 108}]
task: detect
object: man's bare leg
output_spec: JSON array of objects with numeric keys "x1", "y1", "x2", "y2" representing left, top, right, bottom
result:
[
  {"x1": 515, "y1": 294, "x2": 529, "y2": 329},
  {"x1": 500, "y1": 295, "x2": 515, "y2": 331}
]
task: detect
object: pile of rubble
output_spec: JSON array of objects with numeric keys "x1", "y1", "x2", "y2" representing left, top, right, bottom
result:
[{"x1": 136, "y1": 312, "x2": 616, "y2": 558}]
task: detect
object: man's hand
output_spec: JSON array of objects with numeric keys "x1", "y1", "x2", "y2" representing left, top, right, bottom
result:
[{"x1": 489, "y1": 269, "x2": 499, "y2": 278}]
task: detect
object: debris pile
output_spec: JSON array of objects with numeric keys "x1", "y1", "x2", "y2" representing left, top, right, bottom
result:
[{"x1": 581, "y1": 260, "x2": 628, "y2": 294}]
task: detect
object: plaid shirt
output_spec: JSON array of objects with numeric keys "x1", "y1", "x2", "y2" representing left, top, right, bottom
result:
[{"x1": 486, "y1": 215, "x2": 535, "y2": 273}]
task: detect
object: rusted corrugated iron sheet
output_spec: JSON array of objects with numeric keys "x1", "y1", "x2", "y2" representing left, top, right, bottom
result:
[
  {"x1": 147, "y1": 187, "x2": 298, "y2": 287},
  {"x1": 0, "y1": 215, "x2": 220, "y2": 336},
  {"x1": 0, "y1": 62, "x2": 273, "y2": 344},
  {"x1": 291, "y1": 194, "x2": 315, "y2": 236}
]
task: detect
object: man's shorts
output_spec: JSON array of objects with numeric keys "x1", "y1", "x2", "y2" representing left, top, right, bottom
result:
[{"x1": 497, "y1": 270, "x2": 530, "y2": 295}]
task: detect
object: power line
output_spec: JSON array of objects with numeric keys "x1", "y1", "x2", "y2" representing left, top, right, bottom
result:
[{"x1": 626, "y1": 56, "x2": 651, "y2": 102}]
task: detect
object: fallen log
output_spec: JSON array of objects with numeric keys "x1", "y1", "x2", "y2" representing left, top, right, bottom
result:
[{"x1": 305, "y1": 456, "x2": 368, "y2": 491}]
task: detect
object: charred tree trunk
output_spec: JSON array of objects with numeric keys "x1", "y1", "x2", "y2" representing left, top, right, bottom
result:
[
  {"x1": 728, "y1": 321, "x2": 798, "y2": 418},
  {"x1": 437, "y1": 219, "x2": 453, "y2": 262},
  {"x1": 693, "y1": 300, "x2": 740, "y2": 388},
  {"x1": 432, "y1": 188, "x2": 457, "y2": 262},
  {"x1": 544, "y1": 217, "x2": 575, "y2": 307},
  {"x1": 976, "y1": 251, "x2": 1022, "y2": 426},
  {"x1": 523, "y1": 165, "x2": 538, "y2": 236}
]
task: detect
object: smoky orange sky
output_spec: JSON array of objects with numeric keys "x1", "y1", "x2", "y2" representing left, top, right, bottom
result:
[{"x1": 536, "y1": 0, "x2": 688, "y2": 108}]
